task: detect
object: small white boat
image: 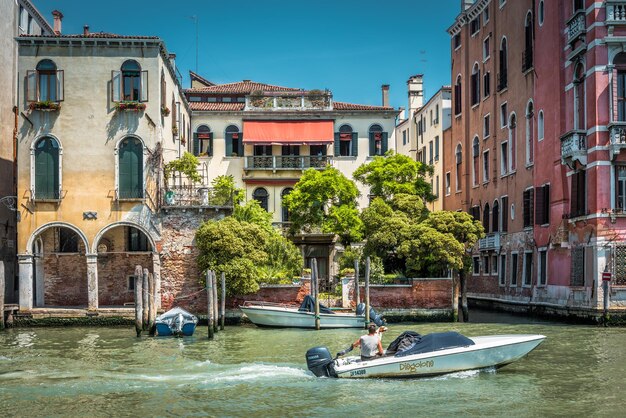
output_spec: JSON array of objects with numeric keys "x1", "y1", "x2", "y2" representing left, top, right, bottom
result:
[
  {"x1": 306, "y1": 331, "x2": 545, "y2": 378},
  {"x1": 240, "y1": 296, "x2": 384, "y2": 329},
  {"x1": 155, "y1": 307, "x2": 198, "y2": 336}
]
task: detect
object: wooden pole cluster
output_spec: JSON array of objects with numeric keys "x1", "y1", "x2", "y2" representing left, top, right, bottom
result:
[
  {"x1": 220, "y1": 272, "x2": 226, "y2": 330},
  {"x1": 354, "y1": 259, "x2": 360, "y2": 305},
  {"x1": 365, "y1": 256, "x2": 371, "y2": 328},
  {"x1": 133, "y1": 265, "x2": 156, "y2": 337},
  {"x1": 0, "y1": 261, "x2": 5, "y2": 330},
  {"x1": 212, "y1": 272, "x2": 218, "y2": 334},
  {"x1": 312, "y1": 259, "x2": 320, "y2": 330},
  {"x1": 206, "y1": 270, "x2": 214, "y2": 339}
]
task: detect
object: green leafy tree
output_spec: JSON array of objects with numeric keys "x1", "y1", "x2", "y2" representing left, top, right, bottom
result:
[
  {"x1": 339, "y1": 246, "x2": 385, "y2": 283},
  {"x1": 233, "y1": 199, "x2": 274, "y2": 233},
  {"x1": 259, "y1": 233, "x2": 304, "y2": 283},
  {"x1": 211, "y1": 174, "x2": 244, "y2": 206},
  {"x1": 164, "y1": 152, "x2": 202, "y2": 184}
]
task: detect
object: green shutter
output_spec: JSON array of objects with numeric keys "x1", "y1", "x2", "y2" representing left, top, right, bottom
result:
[
  {"x1": 119, "y1": 139, "x2": 143, "y2": 199},
  {"x1": 382, "y1": 132, "x2": 388, "y2": 154},
  {"x1": 35, "y1": 138, "x2": 59, "y2": 199},
  {"x1": 334, "y1": 132, "x2": 340, "y2": 156},
  {"x1": 369, "y1": 133, "x2": 376, "y2": 156},
  {"x1": 208, "y1": 133, "x2": 214, "y2": 156},
  {"x1": 238, "y1": 133, "x2": 243, "y2": 157},
  {"x1": 225, "y1": 133, "x2": 233, "y2": 156},
  {"x1": 193, "y1": 133, "x2": 199, "y2": 156},
  {"x1": 352, "y1": 132, "x2": 359, "y2": 156}
]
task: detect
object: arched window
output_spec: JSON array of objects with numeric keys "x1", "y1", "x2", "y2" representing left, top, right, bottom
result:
[
  {"x1": 335, "y1": 124, "x2": 356, "y2": 157},
  {"x1": 127, "y1": 226, "x2": 151, "y2": 252},
  {"x1": 454, "y1": 75, "x2": 462, "y2": 115},
  {"x1": 34, "y1": 137, "x2": 60, "y2": 200},
  {"x1": 118, "y1": 137, "x2": 144, "y2": 199},
  {"x1": 492, "y1": 200, "x2": 500, "y2": 232},
  {"x1": 483, "y1": 203, "x2": 490, "y2": 233},
  {"x1": 526, "y1": 101, "x2": 534, "y2": 164},
  {"x1": 194, "y1": 125, "x2": 213, "y2": 156},
  {"x1": 253, "y1": 187, "x2": 269, "y2": 211},
  {"x1": 455, "y1": 144, "x2": 462, "y2": 191},
  {"x1": 36, "y1": 60, "x2": 59, "y2": 102},
  {"x1": 281, "y1": 188, "x2": 293, "y2": 222},
  {"x1": 225, "y1": 125, "x2": 242, "y2": 157},
  {"x1": 472, "y1": 136, "x2": 480, "y2": 186},
  {"x1": 523, "y1": 12, "x2": 534, "y2": 72},
  {"x1": 574, "y1": 63, "x2": 585, "y2": 130},
  {"x1": 369, "y1": 124, "x2": 387, "y2": 156},
  {"x1": 498, "y1": 38, "x2": 508, "y2": 91},
  {"x1": 121, "y1": 60, "x2": 142, "y2": 101},
  {"x1": 471, "y1": 63, "x2": 480, "y2": 105},
  {"x1": 538, "y1": 110, "x2": 545, "y2": 140},
  {"x1": 509, "y1": 113, "x2": 517, "y2": 171},
  {"x1": 615, "y1": 53, "x2": 626, "y2": 122},
  {"x1": 538, "y1": 1, "x2": 545, "y2": 26}
]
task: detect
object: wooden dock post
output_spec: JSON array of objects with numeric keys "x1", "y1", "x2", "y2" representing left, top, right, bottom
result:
[
  {"x1": 365, "y1": 256, "x2": 370, "y2": 327},
  {"x1": 312, "y1": 258, "x2": 320, "y2": 330},
  {"x1": 134, "y1": 265, "x2": 143, "y2": 337},
  {"x1": 148, "y1": 272, "x2": 156, "y2": 336},
  {"x1": 206, "y1": 270, "x2": 214, "y2": 340},
  {"x1": 142, "y1": 268, "x2": 149, "y2": 330},
  {"x1": 0, "y1": 261, "x2": 5, "y2": 330},
  {"x1": 354, "y1": 259, "x2": 360, "y2": 306},
  {"x1": 212, "y1": 271, "x2": 218, "y2": 333},
  {"x1": 220, "y1": 272, "x2": 226, "y2": 330}
]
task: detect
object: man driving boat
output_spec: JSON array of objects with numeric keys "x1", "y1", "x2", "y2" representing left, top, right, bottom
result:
[{"x1": 352, "y1": 324, "x2": 386, "y2": 361}]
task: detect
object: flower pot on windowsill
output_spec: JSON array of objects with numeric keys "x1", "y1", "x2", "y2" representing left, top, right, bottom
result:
[
  {"x1": 172, "y1": 126, "x2": 179, "y2": 136},
  {"x1": 29, "y1": 101, "x2": 61, "y2": 111},
  {"x1": 161, "y1": 106, "x2": 170, "y2": 116},
  {"x1": 114, "y1": 101, "x2": 146, "y2": 112}
]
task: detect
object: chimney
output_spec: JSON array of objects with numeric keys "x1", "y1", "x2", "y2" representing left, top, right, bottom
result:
[
  {"x1": 407, "y1": 74, "x2": 424, "y2": 115},
  {"x1": 168, "y1": 53, "x2": 176, "y2": 72},
  {"x1": 83, "y1": 25, "x2": 90, "y2": 36},
  {"x1": 461, "y1": 0, "x2": 474, "y2": 10},
  {"x1": 381, "y1": 84, "x2": 390, "y2": 107},
  {"x1": 52, "y1": 10, "x2": 63, "y2": 35}
]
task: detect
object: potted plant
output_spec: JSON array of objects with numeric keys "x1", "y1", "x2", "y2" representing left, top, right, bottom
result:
[
  {"x1": 161, "y1": 105, "x2": 170, "y2": 116},
  {"x1": 181, "y1": 136, "x2": 186, "y2": 145},
  {"x1": 249, "y1": 90, "x2": 265, "y2": 107},
  {"x1": 172, "y1": 126, "x2": 179, "y2": 136},
  {"x1": 114, "y1": 101, "x2": 146, "y2": 112},
  {"x1": 29, "y1": 100, "x2": 61, "y2": 111},
  {"x1": 306, "y1": 89, "x2": 326, "y2": 107}
]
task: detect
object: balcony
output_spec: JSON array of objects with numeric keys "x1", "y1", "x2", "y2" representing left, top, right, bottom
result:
[
  {"x1": 609, "y1": 122, "x2": 626, "y2": 159},
  {"x1": 245, "y1": 155, "x2": 331, "y2": 170},
  {"x1": 560, "y1": 130, "x2": 587, "y2": 168},
  {"x1": 245, "y1": 90, "x2": 333, "y2": 111},
  {"x1": 606, "y1": 1, "x2": 626, "y2": 26},
  {"x1": 478, "y1": 233, "x2": 501, "y2": 252},
  {"x1": 566, "y1": 10, "x2": 586, "y2": 45},
  {"x1": 161, "y1": 186, "x2": 233, "y2": 208}
]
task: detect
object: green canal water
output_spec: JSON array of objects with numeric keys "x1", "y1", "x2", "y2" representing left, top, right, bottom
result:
[{"x1": 1, "y1": 313, "x2": 625, "y2": 417}]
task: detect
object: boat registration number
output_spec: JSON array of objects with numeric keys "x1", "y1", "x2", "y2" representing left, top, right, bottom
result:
[
  {"x1": 349, "y1": 369, "x2": 366, "y2": 377},
  {"x1": 399, "y1": 360, "x2": 434, "y2": 373}
]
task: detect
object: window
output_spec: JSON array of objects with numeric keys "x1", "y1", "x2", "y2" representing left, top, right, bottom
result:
[
  {"x1": 573, "y1": 0, "x2": 584, "y2": 12},
  {"x1": 539, "y1": 0, "x2": 545, "y2": 25},
  {"x1": 538, "y1": 249, "x2": 547, "y2": 286},
  {"x1": 402, "y1": 130, "x2": 407, "y2": 146},
  {"x1": 194, "y1": 125, "x2": 213, "y2": 156},
  {"x1": 26, "y1": 60, "x2": 64, "y2": 103},
  {"x1": 616, "y1": 166, "x2": 626, "y2": 209},
  {"x1": 473, "y1": 137, "x2": 480, "y2": 186},
  {"x1": 429, "y1": 141, "x2": 434, "y2": 165},
  {"x1": 535, "y1": 184, "x2": 550, "y2": 225},
  {"x1": 499, "y1": 0, "x2": 506, "y2": 8},
  {"x1": 483, "y1": 149, "x2": 490, "y2": 183},
  {"x1": 281, "y1": 188, "x2": 293, "y2": 222},
  {"x1": 435, "y1": 105, "x2": 439, "y2": 124},
  {"x1": 112, "y1": 60, "x2": 148, "y2": 103},
  {"x1": 492, "y1": 255, "x2": 498, "y2": 275},
  {"x1": 498, "y1": 38, "x2": 508, "y2": 92},
  {"x1": 574, "y1": 64, "x2": 585, "y2": 129},
  {"x1": 484, "y1": 114, "x2": 491, "y2": 138},
  {"x1": 570, "y1": 170, "x2": 586, "y2": 217},
  {"x1": 253, "y1": 187, "x2": 269, "y2": 211},
  {"x1": 118, "y1": 137, "x2": 144, "y2": 199},
  {"x1": 58, "y1": 228, "x2": 79, "y2": 253},
  {"x1": 509, "y1": 113, "x2": 517, "y2": 171},
  {"x1": 434, "y1": 136, "x2": 440, "y2": 161},
  {"x1": 511, "y1": 253, "x2": 518, "y2": 286},
  {"x1": 454, "y1": 75, "x2": 462, "y2": 115},
  {"x1": 538, "y1": 110, "x2": 544, "y2": 141},
  {"x1": 470, "y1": 17, "x2": 480, "y2": 35},
  {"x1": 483, "y1": 6, "x2": 490, "y2": 24},
  {"x1": 127, "y1": 227, "x2": 150, "y2": 252},
  {"x1": 483, "y1": 71, "x2": 491, "y2": 98},
  {"x1": 483, "y1": 36, "x2": 490, "y2": 61},
  {"x1": 27, "y1": 15, "x2": 33, "y2": 34},
  {"x1": 526, "y1": 101, "x2": 534, "y2": 164},
  {"x1": 282, "y1": 145, "x2": 300, "y2": 155},
  {"x1": 34, "y1": 137, "x2": 60, "y2": 200},
  {"x1": 369, "y1": 125, "x2": 387, "y2": 156},
  {"x1": 453, "y1": 33, "x2": 461, "y2": 50},
  {"x1": 435, "y1": 175, "x2": 439, "y2": 198},
  {"x1": 254, "y1": 145, "x2": 272, "y2": 156},
  {"x1": 500, "y1": 103, "x2": 508, "y2": 128},
  {"x1": 335, "y1": 125, "x2": 357, "y2": 157},
  {"x1": 473, "y1": 257, "x2": 480, "y2": 275},
  {"x1": 310, "y1": 145, "x2": 326, "y2": 157},
  {"x1": 571, "y1": 247, "x2": 585, "y2": 286},
  {"x1": 523, "y1": 12, "x2": 534, "y2": 72},
  {"x1": 523, "y1": 188, "x2": 534, "y2": 228},
  {"x1": 470, "y1": 205, "x2": 480, "y2": 221},
  {"x1": 499, "y1": 255, "x2": 506, "y2": 285},
  {"x1": 19, "y1": 6, "x2": 27, "y2": 32},
  {"x1": 492, "y1": 199, "x2": 500, "y2": 232},
  {"x1": 483, "y1": 203, "x2": 490, "y2": 233},
  {"x1": 445, "y1": 172, "x2": 451, "y2": 195},
  {"x1": 222, "y1": 97, "x2": 232, "y2": 103},
  {"x1": 483, "y1": 255, "x2": 490, "y2": 275},
  {"x1": 160, "y1": 70, "x2": 167, "y2": 112},
  {"x1": 501, "y1": 196, "x2": 509, "y2": 232},
  {"x1": 523, "y1": 252, "x2": 533, "y2": 286},
  {"x1": 471, "y1": 63, "x2": 480, "y2": 106},
  {"x1": 225, "y1": 125, "x2": 242, "y2": 157},
  {"x1": 501, "y1": 142, "x2": 508, "y2": 175},
  {"x1": 430, "y1": 110, "x2": 433, "y2": 126},
  {"x1": 455, "y1": 144, "x2": 462, "y2": 192}
]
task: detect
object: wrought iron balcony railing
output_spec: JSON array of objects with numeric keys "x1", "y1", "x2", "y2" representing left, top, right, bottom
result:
[
  {"x1": 245, "y1": 155, "x2": 331, "y2": 170},
  {"x1": 478, "y1": 233, "x2": 501, "y2": 252},
  {"x1": 161, "y1": 186, "x2": 233, "y2": 208}
]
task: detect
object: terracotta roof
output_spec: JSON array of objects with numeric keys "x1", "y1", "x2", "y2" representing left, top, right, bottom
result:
[
  {"x1": 189, "y1": 102, "x2": 245, "y2": 111},
  {"x1": 18, "y1": 33, "x2": 160, "y2": 39},
  {"x1": 333, "y1": 101, "x2": 394, "y2": 111},
  {"x1": 186, "y1": 80, "x2": 302, "y2": 94}
]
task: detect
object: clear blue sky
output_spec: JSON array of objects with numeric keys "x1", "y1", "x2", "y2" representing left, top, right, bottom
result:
[{"x1": 34, "y1": 0, "x2": 460, "y2": 110}]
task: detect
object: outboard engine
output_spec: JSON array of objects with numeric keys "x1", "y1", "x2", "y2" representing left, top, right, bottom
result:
[
  {"x1": 356, "y1": 303, "x2": 386, "y2": 327},
  {"x1": 305, "y1": 347, "x2": 336, "y2": 377}
]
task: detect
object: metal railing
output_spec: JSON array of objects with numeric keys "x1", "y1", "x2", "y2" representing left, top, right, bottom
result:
[
  {"x1": 161, "y1": 186, "x2": 233, "y2": 208},
  {"x1": 478, "y1": 233, "x2": 501, "y2": 251},
  {"x1": 245, "y1": 155, "x2": 331, "y2": 170}
]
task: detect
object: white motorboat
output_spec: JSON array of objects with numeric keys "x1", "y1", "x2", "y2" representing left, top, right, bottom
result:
[
  {"x1": 240, "y1": 296, "x2": 384, "y2": 329},
  {"x1": 306, "y1": 331, "x2": 545, "y2": 378},
  {"x1": 155, "y1": 307, "x2": 198, "y2": 336}
]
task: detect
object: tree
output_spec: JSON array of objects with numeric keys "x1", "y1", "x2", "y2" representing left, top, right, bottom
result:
[
  {"x1": 164, "y1": 152, "x2": 202, "y2": 184},
  {"x1": 353, "y1": 151, "x2": 434, "y2": 203},
  {"x1": 233, "y1": 199, "x2": 274, "y2": 233},
  {"x1": 211, "y1": 174, "x2": 243, "y2": 206},
  {"x1": 283, "y1": 167, "x2": 362, "y2": 245}
]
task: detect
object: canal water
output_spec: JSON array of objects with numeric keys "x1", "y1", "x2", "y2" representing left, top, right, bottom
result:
[{"x1": 1, "y1": 313, "x2": 625, "y2": 417}]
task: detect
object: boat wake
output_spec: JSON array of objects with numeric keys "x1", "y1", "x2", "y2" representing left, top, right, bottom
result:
[
  {"x1": 429, "y1": 366, "x2": 497, "y2": 380},
  {"x1": 210, "y1": 364, "x2": 311, "y2": 383}
]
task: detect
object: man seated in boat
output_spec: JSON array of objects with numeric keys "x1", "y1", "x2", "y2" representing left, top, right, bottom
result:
[{"x1": 352, "y1": 324, "x2": 385, "y2": 361}]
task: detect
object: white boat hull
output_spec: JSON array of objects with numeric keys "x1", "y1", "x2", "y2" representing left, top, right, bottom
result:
[
  {"x1": 240, "y1": 305, "x2": 366, "y2": 329},
  {"x1": 332, "y1": 334, "x2": 545, "y2": 378}
]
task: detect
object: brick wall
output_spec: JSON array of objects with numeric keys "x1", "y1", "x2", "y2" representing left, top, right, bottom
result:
[
  {"x1": 97, "y1": 253, "x2": 153, "y2": 306},
  {"x1": 363, "y1": 278, "x2": 453, "y2": 309},
  {"x1": 43, "y1": 254, "x2": 88, "y2": 306}
]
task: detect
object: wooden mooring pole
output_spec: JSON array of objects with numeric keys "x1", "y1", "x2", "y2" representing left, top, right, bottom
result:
[
  {"x1": 354, "y1": 259, "x2": 360, "y2": 306},
  {"x1": 0, "y1": 261, "x2": 5, "y2": 330},
  {"x1": 142, "y1": 268, "x2": 149, "y2": 330},
  {"x1": 148, "y1": 272, "x2": 156, "y2": 336},
  {"x1": 220, "y1": 272, "x2": 226, "y2": 330},
  {"x1": 365, "y1": 256, "x2": 370, "y2": 328},
  {"x1": 212, "y1": 271, "x2": 219, "y2": 333},
  {"x1": 312, "y1": 258, "x2": 320, "y2": 330},
  {"x1": 134, "y1": 265, "x2": 143, "y2": 337},
  {"x1": 206, "y1": 270, "x2": 214, "y2": 340}
]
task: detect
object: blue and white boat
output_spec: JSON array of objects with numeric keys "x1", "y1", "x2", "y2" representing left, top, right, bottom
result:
[{"x1": 155, "y1": 307, "x2": 198, "y2": 336}]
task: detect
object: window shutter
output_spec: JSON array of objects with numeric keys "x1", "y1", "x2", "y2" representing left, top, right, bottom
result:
[
  {"x1": 193, "y1": 133, "x2": 199, "y2": 156},
  {"x1": 35, "y1": 141, "x2": 58, "y2": 199},
  {"x1": 571, "y1": 172, "x2": 579, "y2": 215},
  {"x1": 140, "y1": 71, "x2": 149, "y2": 102},
  {"x1": 55, "y1": 70, "x2": 64, "y2": 102},
  {"x1": 544, "y1": 184, "x2": 550, "y2": 224},
  {"x1": 237, "y1": 133, "x2": 243, "y2": 157},
  {"x1": 352, "y1": 132, "x2": 359, "y2": 156},
  {"x1": 382, "y1": 132, "x2": 388, "y2": 154},
  {"x1": 208, "y1": 133, "x2": 214, "y2": 156},
  {"x1": 225, "y1": 133, "x2": 233, "y2": 156},
  {"x1": 119, "y1": 140, "x2": 143, "y2": 199},
  {"x1": 523, "y1": 189, "x2": 530, "y2": 227},
  {"x1": 535, "y1": 185, "x2": 545, "y2": 225},
  {"x1": 369, "y1": 133, "x2": 375, "y2": 156},
  {"x1": 111, "y1": 70, "x2": 121, "y2": 103},
  {"x1": 26, "y1": 70, "x2": 37, "y2": 102},
  {"x1": 334, "y1": 132, "x2": 341, "y2": 156},
  {"x1": 501, "y1": 196, "x2": 508, "y2": 232}
]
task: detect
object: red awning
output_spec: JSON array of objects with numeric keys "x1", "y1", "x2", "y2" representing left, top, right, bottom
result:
[{"x1": 243, "y1": 120, "x2": 334, "y2": 144}]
